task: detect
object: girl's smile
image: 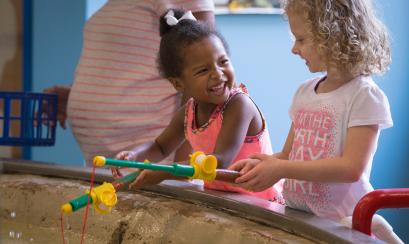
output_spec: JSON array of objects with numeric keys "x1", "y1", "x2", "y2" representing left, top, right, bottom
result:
[{"x1": 208, "y1": 82, "x2": 227, "y2": 96}]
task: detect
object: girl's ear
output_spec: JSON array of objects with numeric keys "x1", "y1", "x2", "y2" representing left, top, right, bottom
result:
[{"x1": 169, "y1": 77, "x2": 185, "y2": 92}]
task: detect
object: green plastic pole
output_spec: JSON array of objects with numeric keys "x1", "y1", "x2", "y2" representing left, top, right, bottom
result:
[
  {"x1": 68, "y1": 194, "x2": 93, "y2": 212},
  {"x1": 104, "y1": 158, "x2": 195, "y2": 177},
  {"x1": 115, "y1": 171, "x2": 139, "y2": 184}
]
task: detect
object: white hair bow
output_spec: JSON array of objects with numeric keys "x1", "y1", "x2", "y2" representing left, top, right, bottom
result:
[{"x1": 164, "y1": 10, "x2": 197, "y2": 26}]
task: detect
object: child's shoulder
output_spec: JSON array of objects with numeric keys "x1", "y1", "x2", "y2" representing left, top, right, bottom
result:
[
  {"x1": 349, "y1": 75, "x2": 390, "y2": 103},
  {"x1": 350, "y1": 75, "x2": 377, "y2": 89},
  {"x1": 227, "y1": 87, "x2": 252, "y2": 107},
  {"x1": 347, "y1": 75, "x2": 387, "y2": 97},
  {"x1": 228, "y1": 89, "x2": 252, "y2": 106},
  {"x1": 223, "y1": 84, "x2": 257, "y2": 115}
]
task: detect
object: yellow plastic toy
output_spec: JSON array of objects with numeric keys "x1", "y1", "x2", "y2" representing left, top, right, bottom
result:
[
  {"x1": 61, "y1": 182, "x2": 117, "y2": 214},
  {"x1": 189, "y1": 151, "x2": 217, "y2": 181}
]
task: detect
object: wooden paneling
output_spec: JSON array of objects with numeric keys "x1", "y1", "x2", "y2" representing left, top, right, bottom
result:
[{"x1": 0, "y1": 0, "x2": 23, "y2": 158}]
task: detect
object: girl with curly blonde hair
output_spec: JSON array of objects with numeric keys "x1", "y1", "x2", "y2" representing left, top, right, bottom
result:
[{"x1": 230, "y1": 0, "x2": 402, "y2": 242}]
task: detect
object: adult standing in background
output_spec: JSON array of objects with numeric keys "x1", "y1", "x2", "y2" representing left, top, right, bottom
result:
[{"x1": 45, "y1": 0, "x2": 215, "y2": 165}]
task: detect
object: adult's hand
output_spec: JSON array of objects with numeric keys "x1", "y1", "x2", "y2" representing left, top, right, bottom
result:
[{"x1": 43, "y1": 85, "x2": 71, "y2": 129}]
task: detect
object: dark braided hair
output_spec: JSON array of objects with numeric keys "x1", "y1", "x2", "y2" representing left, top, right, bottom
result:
[{"x1": 158, "y1": 8, "x2": 229, "y2": 78}]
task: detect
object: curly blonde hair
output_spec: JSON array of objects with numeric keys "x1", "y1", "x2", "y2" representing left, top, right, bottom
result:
[{"x1": 282, "y1": 0, "x2": 391, "y2": 76}]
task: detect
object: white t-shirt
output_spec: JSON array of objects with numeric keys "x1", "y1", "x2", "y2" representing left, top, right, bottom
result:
[
  {"x1": 283, "y1": 75, "x2": 393, "y2": 220},
  {"x1": 67, "y1": 0, "x2": 214, "y2": 164}
]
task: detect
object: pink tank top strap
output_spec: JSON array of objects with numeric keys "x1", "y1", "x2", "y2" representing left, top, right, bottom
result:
[{"x1": 219, "y1": 84, "x2": 248, "y2": 113}]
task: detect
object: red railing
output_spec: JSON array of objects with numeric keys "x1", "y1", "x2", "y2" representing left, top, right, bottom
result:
[{"x1": 352, "y1": 188, "x2": 409, "y2": 235}]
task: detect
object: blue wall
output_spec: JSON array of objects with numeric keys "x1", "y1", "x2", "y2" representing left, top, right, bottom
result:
[
  {"x1": 31, "y1": 0, "x2": 85, "y2": 166},
  {"x1": 368, "y1": 1, "x2": 409, "y2": 241},
  {"x1": 29, "y1": 0, "x2": 408, "y2": 241}
]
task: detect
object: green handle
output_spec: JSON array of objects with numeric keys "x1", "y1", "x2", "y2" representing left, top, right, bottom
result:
[
  {"x1": 115, "y1": 171, "x2": 140, "y2": 184},
  {"x1": 69, "y1": 194, "x2": 93, "y2": 212},
  {"x1": 105, "y1": 158, "x2": 195, "y2": 177}
]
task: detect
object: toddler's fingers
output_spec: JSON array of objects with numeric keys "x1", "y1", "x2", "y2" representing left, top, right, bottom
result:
[
  {"x1": 111, "y1": 169, "x2": 118, "y2": 178},
  {"x1": 234, "y1": 175, "x2": 246, "y2": 184},
  {"x1": 110, "y1": 167, "x2": 117, "y2": 177},
  {"x1": 115, "y1": 151, "x2": 127, "y2": 160},
  {"x1": 240, "y1": 163, "x2": 256, "y2": 175},
  {"x1": 227, "y1": 164, "x2": 240, "y2": 171},
  {"x1": 249, "y1": 153, "x2": 268, "y2": 161},
  {"x1": 234, "y1": 166, "x2": 259, "y2": 184},
  {"x1": 238, "y1": 177, "x2": 260, "y2": 192},
  {"x1": 114, "y1": 153, "x2": 122, "y2": 160},
  {"x1": 124, "y1": 151, "x2": 136, "y2": 161},
  {"x1": 235, "y1": 158, "x2": 259, "y2": 174},
  {"x1": 111, "y1": 167, "x2": 123, "y2": 178},
  {"x1": 228, "y1": 159, "x2": 248, "y2": 171}
]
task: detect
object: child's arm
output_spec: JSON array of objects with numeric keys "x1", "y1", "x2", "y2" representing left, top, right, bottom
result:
[
  {"x1": 212, "y1": 93, "x2": 262, "y2": 169},
  {"x1": 232, "y1": 124, "x2": 379, "y2": 192},
  {"x1": 122, "y1": 106, "x2": 186, "y2": 161},
  {"x1": 113, "y1": 106, "x2": 187, "y2": 186},
  {"x1": 173, "y1": 93, "x2": 193, "y2": 162}
]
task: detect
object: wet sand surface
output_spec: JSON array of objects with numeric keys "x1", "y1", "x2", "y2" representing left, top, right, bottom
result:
[{"x1": 0, "y1": 174, "x2": 316, "y2": 244}]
